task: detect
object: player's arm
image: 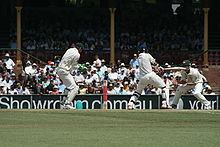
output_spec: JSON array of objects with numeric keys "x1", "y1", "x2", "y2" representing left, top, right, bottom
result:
[
  {"x1": 71, "y1": 54, "x2": 80, "y2": 69},
  {"x1": 152, "y1": 61, "x2": 164, "y2": 73}
]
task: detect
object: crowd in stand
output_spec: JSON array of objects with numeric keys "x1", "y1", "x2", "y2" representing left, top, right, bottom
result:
[
  {"x1": 9, "y1": 6, "x2": 203, "y2": 53},
  {"x1": 4, "y1": 5, "x2": 213, "y2": 95},
  {"x1": 0, "y1": 53, "x2": 215, "y2": 96}
]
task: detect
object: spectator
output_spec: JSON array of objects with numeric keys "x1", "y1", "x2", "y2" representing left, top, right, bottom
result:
[
  {"x1": 127, "y1": 86, "x2": 135, "y2": 95},
  {"x1": 94, "y1": 55, "x2": 101, "y2": 67},
  {"x1": 50, "y1": 85, "x2": 59, "y2": 95},
  {"x1": 2, "y1": 77, "x2": 13, "y2": 89},
  {"x1": 87, "y1": 83, "x2": 96, "y2": 94},
  {"x1": 21, "y1": 86, "x2": 31, "y2": 95},
  {"x1": 45, "y1": 80, "x2": 55, "y2": 94},
  {"x1": 8, "y1": 85, "x2": 18, "y2": 95},
  {"x1": 100, "y1": 59, "x2": 107, "y2": 73},
  {"x1": 107, "y1": 83, "x2": 117, "y2": 94},
  {"x1": 4, "y1": 53, "x2": 15, "y2": 73},
  {"x1": 75, "y1": 71, "x2": 85, "y2": 83},
  {"x1": 108, "y1": 68, "x2": 118, "y2": 81},
  {"x1": 116, "y1": 85, "x2": 127, "y2": 95},
  {"x1": 57, "y1": 80, "x2": 66, "y2": 93},
  {"x1": 129, "y1": 54, "x2": 139, "y2": 68},
  {"x1": 0, "y1": 83, "x2": 6, "y2": 94},
  {"x1": 79, "y1": 83, "x2": 87, "y2": 94},
  {"x1": 15, "y1": 83, "x2": 23, "y2": 94},
  {"x1": 114, "y1": 82, "x2": 121, "y2": 92}
]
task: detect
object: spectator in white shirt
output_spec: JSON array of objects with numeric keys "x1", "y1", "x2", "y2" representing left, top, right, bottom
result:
[
  {"x1": 108, "y1": 68, "x2": 118, "y2": 81},
  {"x1": 85, "y1": 74, "x2": 93, "y2": 84},
  {"x1": 4, "y1": 53, "x2": 15, "y2": 72},
  {"x1": 8, "y1": 85, "x2": 18, "y2": 95},
  {"x1": 95, "y1": 55, "x2": 101, "y2": 67},
  {"x1": 21, "y1": 86, "x2": 31, "y2": 95},
  {"x1": 2, "y1": 77, "x2": 13, "y2": 89},
  {"x1": 114, "y1": 82, "x2": 121, "y2": 92},
  {"x1": 127, "y1": 86, "x2": 135, "y2": 95},
  {"x1": 75, "y1": 71, "x2": 85, "y2": 83},
  {"x1": 91, "y1": 70, "x2": 100, "y2": 82},
  {"x1": 118, "y1": 63, "x2": 128, "y2": 76},
  {"x1": 107, "y1": 83, "x2": 117, "y2": 94},
  {"x1": 118, "y1": 70, "x2": 126, "y2": 81},
  {"x1": 100, "y1": 59, "x2": 107, "y2": 73},
  {"x1": 0, "y1": 83, "x2": 6, "y2": 94}
]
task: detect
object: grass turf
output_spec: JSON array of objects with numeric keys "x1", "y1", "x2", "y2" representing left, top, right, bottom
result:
[{"x1": 0, "y1": 110, "x2": 219, "y2": 147}]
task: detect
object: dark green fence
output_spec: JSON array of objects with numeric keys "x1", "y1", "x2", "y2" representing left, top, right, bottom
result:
[{"x1": 0, "y1": 95, "x2": 219, "y2": 110}]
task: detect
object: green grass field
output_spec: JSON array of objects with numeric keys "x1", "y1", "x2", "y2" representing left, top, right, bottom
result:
[{"x1": 0, "y1": 110, "x2": 220, "y2": 147}]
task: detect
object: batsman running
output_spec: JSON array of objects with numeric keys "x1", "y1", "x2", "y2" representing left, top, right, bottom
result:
[
  {"x1": 171, "y1": 60, "x2": 211, "y2": 110},
  {"x1": 128, "y1": 50, "x2": 171, "y2": 109},
  {"x1": 56, "y1": 43, "x2": 84, "y2": 109}
]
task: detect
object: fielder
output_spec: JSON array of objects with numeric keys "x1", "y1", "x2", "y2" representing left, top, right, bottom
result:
[
  {"x1": 127, "y1": 50, "x2": 171, "y2": 109},
  {"x1": 171, "y1": 60, "x2": 211, "y2": 109},
  {"x1": 56, "y1": 43, "x2": 84, "y2": 109}
]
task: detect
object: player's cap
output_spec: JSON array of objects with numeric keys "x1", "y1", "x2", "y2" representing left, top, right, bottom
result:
[
  {"x1": 75, "y1": 42, "x2": 84, "y2": 49},
  {"x1": 120, "y1": 85, "x2": 124, "y2": 88},
  {"x1": 182, "y1": 60, "x2": 191, "y2": 67},
  {"x1": 109, "y1": 83, "x2": 113, "y2": 87},
  {"x1": 11, "y1": 73, "x2": 16, "y2": 76},
  {"x1": 54, "y1": 85, "x2": 58, "y2": 89},
  {"x1": 50, "y1": 62, "x2": 54, "y2": 65},
  {"x1": 86, "y1": 62, "x2": 90, "y2": 65},
  {"x1": 5, "y1": 53, "x2": 10, "y2": 57},
  {"x1": 134, "y1": 54, "x2": 137, "y2": 57},
  {"x1": 0, "y1": 83, "x2": 4, "y2": 87},
  {"x1": 101, "y1": 59, "x2": 105, "y2": 62}
]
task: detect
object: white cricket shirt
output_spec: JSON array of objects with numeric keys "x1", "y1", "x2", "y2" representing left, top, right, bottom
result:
[
  {"x1": 138, "y1": 53, "x2": 156, "y2": 75},
  {"x1": 58, "y1": 48, "x2": 80, "y2": 71},
  {"x1": 181, "y1": 67, "x2": 203, "y2": 83}
]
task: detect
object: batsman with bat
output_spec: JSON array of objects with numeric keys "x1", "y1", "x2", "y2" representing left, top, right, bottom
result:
[{"x1": 128, "y1": 49, "x2": 171, "y2": 109}]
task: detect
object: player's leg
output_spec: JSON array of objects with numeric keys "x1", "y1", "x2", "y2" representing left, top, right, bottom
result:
[
  {"x1": 193, "y1": 83, "x2": 211, "y2": 110},
  {"x1": 150, "y1": 73, "x2": 171, "y2": 108},
  {"x1": 57, "y1": 70, "x2": 79, "y2": 109},
  {"x1": 60, "y1": 88, "x2": 69, "y2": 107},
  {"x1": 171, "y1": 85, "x2": 191, "y2": 109},
  {"x1": 127, "y1": 75, "x2": 148, "y2": 109}
]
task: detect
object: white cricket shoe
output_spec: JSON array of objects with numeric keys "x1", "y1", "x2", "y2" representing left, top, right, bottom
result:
[
  {"x1": 127, "y1": 101, "x2": 135, "y2": 110},
  {"x1": 204, "y1": 105, "x2": 211, "y2": 110},
  {"x1": 62, "y1": 103, "x2": 75, "y2": 109},
  {"x1": 161, "y1": 101, "x2": 172, "y2": 109}
]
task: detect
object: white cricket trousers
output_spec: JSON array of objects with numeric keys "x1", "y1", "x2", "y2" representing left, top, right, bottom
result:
[
  {"x1": 57, "y1": 68, "x2": 79, "y2": 102},
  {"x1": 137, "y1": 72, "x2": 166, "y2": 94},
  {"x1": 172, "y1": 83, "x2": 210, "y2": 106}
]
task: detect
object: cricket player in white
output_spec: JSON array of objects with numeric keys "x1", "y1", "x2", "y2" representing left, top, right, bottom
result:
[
  {"x1": 128, "y1": 51, "x2": 171, "y2": 109},
  {"x1": 56, "y1": 43, "x2": 83, "y2": 109},
  {"x1": 171, "y1": 60, "x2": 211, "y2": 109}
]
